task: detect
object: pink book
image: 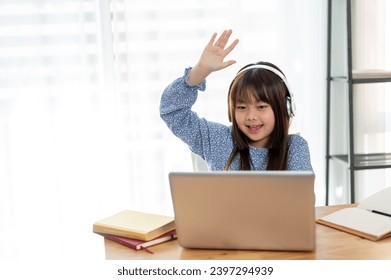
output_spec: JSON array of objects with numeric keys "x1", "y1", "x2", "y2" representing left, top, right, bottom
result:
[{"x1": 99, "y1": 229, "x2": 177, "y2": 253}]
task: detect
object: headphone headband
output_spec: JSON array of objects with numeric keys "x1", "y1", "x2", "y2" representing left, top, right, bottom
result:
[{"x1": 236, "y1": 64, "x2": 287, "y2": 83}]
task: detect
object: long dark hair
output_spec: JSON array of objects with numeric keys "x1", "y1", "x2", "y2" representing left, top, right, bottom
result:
[{"x1": 224, "y1": 62, "x2": 291, "y2": 170}]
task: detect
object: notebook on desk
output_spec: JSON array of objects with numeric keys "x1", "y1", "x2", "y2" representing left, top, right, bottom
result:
[{"x1": 169, "y1": 171, "x2": 315, "y2": 251}]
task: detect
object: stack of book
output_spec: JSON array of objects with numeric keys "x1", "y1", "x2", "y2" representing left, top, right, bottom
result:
[{"x1": 93, "y1": 210, "x2": 176, "y2": 253}]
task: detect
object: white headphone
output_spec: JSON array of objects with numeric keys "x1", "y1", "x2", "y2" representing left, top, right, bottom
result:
[{"x1": 235, "y1": 64, "x2": 296, "y2": 118}]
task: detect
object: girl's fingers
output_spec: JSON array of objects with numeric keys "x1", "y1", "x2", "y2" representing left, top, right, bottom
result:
[
  {"x1": 214, "y1": 29, "x2": 229, "y2": 48},
  {"x1": 223, "y1": 38, "x2": 239, "y2": 56},
  {"x1": 207, "y1": 32, "x2": 218, "y2": 46}
]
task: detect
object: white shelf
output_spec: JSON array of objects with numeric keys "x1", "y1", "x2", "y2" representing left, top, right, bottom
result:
[{"x1": 352, "y1": 69, "x2": 391, "y2": 79}]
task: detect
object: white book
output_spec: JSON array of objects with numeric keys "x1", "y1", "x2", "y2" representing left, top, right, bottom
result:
[{"x1": 317, "y1": 188, "x2": 391, "y2": 241}]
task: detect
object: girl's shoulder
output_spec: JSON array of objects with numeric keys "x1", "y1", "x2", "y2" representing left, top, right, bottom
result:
[{"x1": 288, "y1": 134, "x2": 309, "y2": 145}]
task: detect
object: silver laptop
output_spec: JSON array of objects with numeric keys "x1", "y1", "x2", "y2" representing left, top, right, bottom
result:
[{"x1": 169, "y1": 171, "x2": 315, "y2": 251}]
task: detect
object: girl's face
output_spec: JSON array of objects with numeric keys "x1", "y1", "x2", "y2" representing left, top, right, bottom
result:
[{"x1": 234, "y1": 95, "x2": 275, "y2": 148}]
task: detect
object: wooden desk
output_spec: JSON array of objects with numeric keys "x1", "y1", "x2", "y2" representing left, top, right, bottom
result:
[{"x1": 103, "y1": 204, "x2": 391, "y2": 260}]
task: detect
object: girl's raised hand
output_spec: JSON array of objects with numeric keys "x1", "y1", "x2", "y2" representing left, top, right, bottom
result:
[
  {"x1": 188, "y1": 30, "x2": 239, "y2": 85},
  {"x1": 199, "y1": 29, "x2": 239, "y2": 71}
]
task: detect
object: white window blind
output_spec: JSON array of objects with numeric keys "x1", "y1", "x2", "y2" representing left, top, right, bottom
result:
[
  {"x1": 0, "y1": 0, "x2": 102, "y2": 96},
  {"x1": 0, "y1": 0, "x2": 122, "y2": 259}
]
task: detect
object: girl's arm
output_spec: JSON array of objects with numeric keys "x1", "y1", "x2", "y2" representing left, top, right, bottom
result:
[
  {"x1": 160, "y1": 30, "x2": 239, "y2": 159},
  {"x1": 160, "y1": 68, "x2": 226, "y2": 158}
]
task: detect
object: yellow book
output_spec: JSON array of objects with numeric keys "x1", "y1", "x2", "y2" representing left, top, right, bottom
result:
[{"x1": 93, "y1": 210, "x2": 175, "y2": 241}]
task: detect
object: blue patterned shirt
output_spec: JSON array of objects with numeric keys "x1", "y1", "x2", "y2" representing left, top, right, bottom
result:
[{"x1": 160, "y1": 68, "x2": 313, "y2": 171}]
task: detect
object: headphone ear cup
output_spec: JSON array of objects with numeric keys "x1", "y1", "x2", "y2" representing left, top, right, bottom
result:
[
  {"x1": 227, "y1": 80, "x2": 235, "y2": 122},
  {"x1": 286, "y1": 96, "x2": 295, "y2": 118}
]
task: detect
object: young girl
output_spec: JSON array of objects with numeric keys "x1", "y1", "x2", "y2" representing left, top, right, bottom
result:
[{"x1": 160, "y1": 30, "x2": 312, "y2": 171}]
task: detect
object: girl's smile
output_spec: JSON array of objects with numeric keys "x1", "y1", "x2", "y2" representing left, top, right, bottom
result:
[{"x1": 247, "y1": 124, "x2": 263, "y2": 134}]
